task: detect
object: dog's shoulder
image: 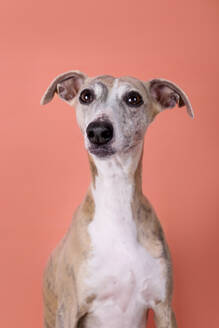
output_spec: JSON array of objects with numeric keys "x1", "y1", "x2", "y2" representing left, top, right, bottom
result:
[{"x1": 134, "y1": 194, "x2": 171, "y2": 260}]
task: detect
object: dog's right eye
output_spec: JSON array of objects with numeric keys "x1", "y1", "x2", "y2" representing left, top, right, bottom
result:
[{"x1": 79, "y1": 89, "x2": 95, "y2": 105}]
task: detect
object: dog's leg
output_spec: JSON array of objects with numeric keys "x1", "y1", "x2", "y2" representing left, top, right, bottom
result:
[
  {"x1": 43, "y1": 284, "x2": 58, "y2": 328},
  {"x1": 153, "y1": 302, "x2": 177, "y2": 328},
  {"x1": 43, "y1": 256, "x2": 79, "y2": 328},
  {"x1": 43, "y1": 258, "x2": 58, "y2": 328},
  {"x1": 55, "y1": 275, "x2": 80, "y2": 328},
  {"x1": 55, "y1": 294, "x2": 78, "y2": 328},
  {"x1": 43, "y1": 280, "x2": 79, "y2": 328}
]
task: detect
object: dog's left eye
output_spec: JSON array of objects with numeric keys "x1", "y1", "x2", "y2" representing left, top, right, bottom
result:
[{"x1": 123, "y1": 91, "x2": 143, "y2": 107}]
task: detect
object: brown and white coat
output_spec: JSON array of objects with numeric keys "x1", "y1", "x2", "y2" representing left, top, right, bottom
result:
[{"x1": 41, "y1": 71, "x2": 193, "y2": 328}]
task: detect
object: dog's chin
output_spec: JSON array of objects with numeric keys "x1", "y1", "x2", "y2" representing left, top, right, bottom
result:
[{"x1": 88, "y1": 146, "x2": 116, "y2": 158}]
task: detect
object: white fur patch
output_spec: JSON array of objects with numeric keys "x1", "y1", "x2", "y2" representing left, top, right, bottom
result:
[{"x1": 85, "y1": 147, "x2": 166, "y2": 327}]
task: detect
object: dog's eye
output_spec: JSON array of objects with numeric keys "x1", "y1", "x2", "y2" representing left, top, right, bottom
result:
[
  {"x1": 124, "y1": 91, "x2": 143, "y2": 107},
  {"x1": 79, "y1": 89, "x2": 95, "y2": 105}
]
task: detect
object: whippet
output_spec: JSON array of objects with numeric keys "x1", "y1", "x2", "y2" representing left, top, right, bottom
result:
[{"x1": 41, "y1": 71, "x2": 193, "y2": 328}]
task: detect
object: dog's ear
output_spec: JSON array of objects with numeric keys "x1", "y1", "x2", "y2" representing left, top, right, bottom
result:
[
  {"x1": 40, "y1": 70, "x2": 87, "y2": 105},
  {"x1": 146, "y1": 78, "x2": 194, "y2": 118}
]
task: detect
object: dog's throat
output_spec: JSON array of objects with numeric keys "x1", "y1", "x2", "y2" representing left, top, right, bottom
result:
[{"x1": 88, "y1": 142, "x2": 144, "y2": 195}]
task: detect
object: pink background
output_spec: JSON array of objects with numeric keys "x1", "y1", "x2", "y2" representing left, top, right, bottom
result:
[{"x1": 1, "y1": 0, "x2": 218, "y2": 327}]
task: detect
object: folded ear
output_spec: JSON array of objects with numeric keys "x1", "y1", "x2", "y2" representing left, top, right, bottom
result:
[
  {"x1": 147, "y1": 78, "x2": 194, "y2": 118},
  {"x1": 40, "y1": 70, "x2": 87, "y2": 105}
]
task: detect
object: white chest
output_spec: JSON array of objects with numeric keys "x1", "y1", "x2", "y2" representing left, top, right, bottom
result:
[{"x1": 85, "y1": 174, "x2": 166, "y2": 328}]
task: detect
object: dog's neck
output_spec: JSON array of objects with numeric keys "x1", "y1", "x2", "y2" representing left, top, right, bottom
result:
[{"x1": 88, "y1": 141, "x2": 143, "y2": 197}]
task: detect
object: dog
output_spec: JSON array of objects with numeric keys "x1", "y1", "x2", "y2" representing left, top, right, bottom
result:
[{"x1": 41, "y1": 71, "x2": 193, "y2": 328}]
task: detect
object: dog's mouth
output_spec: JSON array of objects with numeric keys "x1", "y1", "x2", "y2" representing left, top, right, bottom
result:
[{"x1": 88, "y1": 145, "x2": 115, "y2": 158}]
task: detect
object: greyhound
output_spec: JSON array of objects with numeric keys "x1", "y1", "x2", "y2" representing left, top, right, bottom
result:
[{"x1": 41, "y1": 71, "x2": 193, "y2": 328}]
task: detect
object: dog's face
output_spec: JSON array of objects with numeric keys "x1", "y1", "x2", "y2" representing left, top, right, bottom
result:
[
  {"x1": 74, "y1": 75, "x2": 153, "y2": 157},
  {"x1": 41, "y1": 71, "x2": 193, "y2": 158}
]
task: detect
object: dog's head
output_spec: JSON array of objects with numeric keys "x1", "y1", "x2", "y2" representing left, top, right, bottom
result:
[{"x1": 41, "y1": 71, "x2": 193, "y2": 158}]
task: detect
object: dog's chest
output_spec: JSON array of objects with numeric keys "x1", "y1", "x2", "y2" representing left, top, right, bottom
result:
[{"x1": 85, "y1": 177, "x2": 166, "y2": 327}]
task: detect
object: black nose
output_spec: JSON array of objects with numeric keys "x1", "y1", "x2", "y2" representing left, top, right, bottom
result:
[{"x1": 86, "y1": 121, "x2": 113, "y2": 146}]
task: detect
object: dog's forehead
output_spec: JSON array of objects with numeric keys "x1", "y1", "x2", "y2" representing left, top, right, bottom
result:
[
  {"x1": 88, "y1": 75, "x2": 116, "y2": 88},
  {"x1": 119, "y1": 76, "x2": 145, "y2": 89},
  {"x1": 87, "y1": 75, "x2": 145, "y2": 94}
]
